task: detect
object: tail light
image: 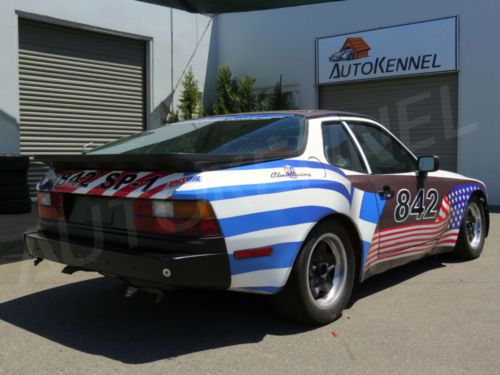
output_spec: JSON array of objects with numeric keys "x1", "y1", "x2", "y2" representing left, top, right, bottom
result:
[
  {"x1": 134, "y1": 200, "x2": 222, "y2": 237},
  {"x1": 38, "y1": 192, "x2": 64, "y2": 221}
]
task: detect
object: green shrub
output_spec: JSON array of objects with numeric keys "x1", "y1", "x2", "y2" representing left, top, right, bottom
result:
[
  {"x1": 213, "y1": 65, "x2": 239, "y2": 114},
  {"x1": 166, "y1": 109, "x2": 179, "y2": 124},
  {"x1": 179, "y1": 66, "x2": 202, "y2": 120},
  {"x1": 171, "y1": 65, "x2": 290, "y2": 118},
  {"x1": 268, "y1": 74, "x2": 290, "y2": 110},
  {"x1": 238, "y1": 75, "x2": 257, "y2": 113}
]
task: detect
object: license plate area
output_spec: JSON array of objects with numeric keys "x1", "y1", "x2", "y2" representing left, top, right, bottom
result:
[{"x1": 67, "y1": 196, "x2": 135, "y2": 230}]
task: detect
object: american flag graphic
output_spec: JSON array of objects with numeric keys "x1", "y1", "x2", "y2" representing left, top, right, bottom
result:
[{"x1": 364, "y1": 184, "x2": 480, "y2": 271}]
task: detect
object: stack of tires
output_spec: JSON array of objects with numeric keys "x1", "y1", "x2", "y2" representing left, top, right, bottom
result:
[{"x1": 0, "y1": 155, "x2": 31, "y2": 215}]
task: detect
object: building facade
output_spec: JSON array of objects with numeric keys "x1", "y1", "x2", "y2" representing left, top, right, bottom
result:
[
  {"x1": 0, "y1": 0, "x2": 499, "y2": 204},
  {"x1": 216, "y1": 0, "x2": 500, "y2": 204},
  {"x1": 0, "y1": 0, "x2": 214, "y2": 191}
]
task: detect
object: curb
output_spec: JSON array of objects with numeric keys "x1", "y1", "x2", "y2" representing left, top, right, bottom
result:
[
  {"x1": 489, "y1": 205, "x2": 500, "y2": 214},
  {"x1": 0, "y1": 239, "x2": 26, "y2": 261},
  {"x1": 0, "y1": 238, "x2": 24, "y2": 251},
  {"x1": 0, "y1": 239, "x2": 24, "y2": 249}
]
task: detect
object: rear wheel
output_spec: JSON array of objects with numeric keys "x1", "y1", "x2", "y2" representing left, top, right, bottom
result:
[
  {"x1": 272, "y1": 220, "x2": 356, "y2": 325},
  {"x1": 454, "y1": 197, "x2": 486, "y2": 259}
]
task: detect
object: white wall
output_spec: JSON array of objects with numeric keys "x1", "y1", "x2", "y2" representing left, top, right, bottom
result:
[
  {"x1": 1, "y1": 0, "x2": 498, "y2": 204},
  {"x1": 216, "y1": 0, "x2": 500, "y2": 204},
  {"x1": 0, "y1": 0, "x2": 214, "y2": 152}
]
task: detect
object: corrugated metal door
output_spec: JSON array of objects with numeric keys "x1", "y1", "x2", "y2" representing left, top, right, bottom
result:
[
  {"x1": 18, "y1": 19, "x2": 146, "y2": 194},
  {"x1": 319, "y1": 74, "x2": 458, "y2": 171}
]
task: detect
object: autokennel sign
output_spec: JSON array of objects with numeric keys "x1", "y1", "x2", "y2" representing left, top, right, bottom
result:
[{"x1": 316, "y1": 17, "x2": 458, "y2": 84}]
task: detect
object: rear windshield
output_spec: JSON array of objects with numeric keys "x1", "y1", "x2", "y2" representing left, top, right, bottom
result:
[{"x1": 88, "y1": 115, "x2": 306, "y2": 156}]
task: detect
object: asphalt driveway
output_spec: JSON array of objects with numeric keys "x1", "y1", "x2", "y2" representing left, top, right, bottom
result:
[{"x1": 0, "y1": 214, "x2": 498, "y2": 374}]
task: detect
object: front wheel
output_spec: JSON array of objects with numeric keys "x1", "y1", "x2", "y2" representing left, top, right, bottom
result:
[
  {"x1": 272, "y1": 220, "x2": 356, "y2": 325},
  {"x1": 453, "y1": 196, "x2": 486, "y2": 259}
]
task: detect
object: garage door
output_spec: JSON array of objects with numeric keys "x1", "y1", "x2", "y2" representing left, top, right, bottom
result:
[
  {"x1": 18, "y1": 19, "x2": 146, "y2": 195},
  {"x1": 319, "y1": 74, "x2": 458, "y2": 171}
]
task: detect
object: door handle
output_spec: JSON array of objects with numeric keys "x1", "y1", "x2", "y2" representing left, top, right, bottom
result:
[{"x1": 378, "y1": 185, "x2": 394, "y2": 199}]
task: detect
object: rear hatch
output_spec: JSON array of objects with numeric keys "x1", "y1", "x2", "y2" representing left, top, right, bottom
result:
[
  {"x1": 35, "y1": 153, "x2": 296, "y2": 247},
  {"x1": 36, "y1": 167, "x2": 222, "y2": 244},
  {"x1": 35, "y1": 114, "x2": 308, "y2": 244}
]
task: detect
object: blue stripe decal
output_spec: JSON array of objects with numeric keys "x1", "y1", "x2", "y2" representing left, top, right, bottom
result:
[
  {"x1": 235, "y1": 286, "x2": 282, "y2": 294},
  {"x1": 229, "y1": 242, "x2": 301, "y2": 275},
  {"x1": 173, "y1": 179, "x2": 351, "y2": 202},
  {"x1": 374, "y1": 192, "x2": 386, "y2": 218},
  {"x1": 359, "y1": 192, "x2": 381, "y2": 224},
  {"x1": 220, "y1": 206, "x2": 333, "y2": 237}
]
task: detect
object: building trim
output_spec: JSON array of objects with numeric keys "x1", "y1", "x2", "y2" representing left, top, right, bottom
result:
[
  {"x1": 317, "y1": 70, "x2": 460, "y2": 88},
  {"x1": 315, "y1": 15, "x2": 459, "y2": 42},
  {"x1": 16, "y1": 10, "x2": 153, "y2": 131},
  {"x1": 15, "y1": 10, "x2": 153, "y2": 40}
]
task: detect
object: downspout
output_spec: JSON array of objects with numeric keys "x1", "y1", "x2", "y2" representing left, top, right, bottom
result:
[{"x1": 170, "y1": 7, "x2": 174, "y2": 111}]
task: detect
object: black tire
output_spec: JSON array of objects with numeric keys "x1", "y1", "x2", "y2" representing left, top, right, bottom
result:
[
  {"x1": 0, "y1": 184, "x2": 30, "y2": 201},
  {"x1": 0, "y1": 171, "x2": 27, "y2": 186},
  {"x1": 453, "y1": 196, "x2": 486, "y2": 259},
  {"x1": 0, "y1": 198, "x2": 32, "y2": 215},
  {"x1": 271, "y1": 220, "x2": 356, "y2": 325},
  {"x1": 0, "y1": 155, "x2": 29, "y2": 171}
]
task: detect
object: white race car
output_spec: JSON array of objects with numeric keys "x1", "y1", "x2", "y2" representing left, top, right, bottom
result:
[
  {"x1": 329, "y1": 48, "x2": 355, "y2": 61},
  {"x1": 25, "y1": 111, "x2": 489, "y2": 324}
]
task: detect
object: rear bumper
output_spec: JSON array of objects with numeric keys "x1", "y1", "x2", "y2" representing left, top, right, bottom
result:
[{"x1": 24, "y1": 230, "x2": 231, "y2": 289}]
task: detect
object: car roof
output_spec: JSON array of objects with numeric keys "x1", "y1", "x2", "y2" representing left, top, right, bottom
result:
[{"x1": 205, "y1": 110, "x2": 374, "y2": 120}]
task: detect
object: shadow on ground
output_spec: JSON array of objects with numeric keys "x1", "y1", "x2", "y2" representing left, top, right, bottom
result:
[
  {"x1": 347, "y1": 255, "x2": 447, "y2": 308},
  {"x1": 0, "y1": 255, "x2": 450, "y2": 364}
]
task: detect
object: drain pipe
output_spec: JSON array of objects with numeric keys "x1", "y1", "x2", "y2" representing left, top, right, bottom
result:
[{"x1": 170, "y1": 7, "x2": 174, "y2": 112}]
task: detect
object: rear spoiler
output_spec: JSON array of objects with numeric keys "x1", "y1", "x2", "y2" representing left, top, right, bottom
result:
[{"x1": 35, "y1": 152, "x2": 299, "y2": 172}]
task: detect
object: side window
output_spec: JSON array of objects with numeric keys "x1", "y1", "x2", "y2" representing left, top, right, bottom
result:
[
  {"x1": 322, "y1": 122, "x2": 366, "y2": 173},
  {"x1": 347, "y1": 122, "x2": 417, "y2": 174}
]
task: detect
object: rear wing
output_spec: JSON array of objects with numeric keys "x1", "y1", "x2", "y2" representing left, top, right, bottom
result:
[{"x1": 36, "y1": 152, "x2": 299, "y2": 172}]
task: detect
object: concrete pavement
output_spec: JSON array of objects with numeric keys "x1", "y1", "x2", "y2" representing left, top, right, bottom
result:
[{"x1": 0, "y1": 214, "x2": 498, "y2": 374}]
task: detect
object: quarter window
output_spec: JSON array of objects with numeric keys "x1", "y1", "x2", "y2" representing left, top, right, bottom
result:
[
  {"x1": 322, "y1": 122, "x2": 366, "y2": 173},
  {"x1": 347, "y1": 122, "x2": 416, "y2": 174}
]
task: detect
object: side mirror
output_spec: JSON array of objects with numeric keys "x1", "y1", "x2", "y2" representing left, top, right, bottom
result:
[{"x1": 417, "y1": 155, "x2": 440, "y2": 173}]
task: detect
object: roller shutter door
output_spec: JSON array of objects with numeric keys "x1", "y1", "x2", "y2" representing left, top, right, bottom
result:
[
  {"x1": 319, "y1": 74, "x2": 458, "y2": 171},
  {"x1": 18, "y1": 19, "x2": 146, "y2": 195}
]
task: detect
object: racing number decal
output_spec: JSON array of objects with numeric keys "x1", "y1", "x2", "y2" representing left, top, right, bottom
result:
[
  {"x1": 394, "y1": 188, "x2": 439, "y2": 222},
  {"x1": 79, "y1": 172, "x2": 97, "y2": 187},
  {"x1": 424, "y1": 189, "x2": 439, "y2": 219},
  {"x1": 394, "y1": 189, "x2": 411, "y2": 222},
  {"x1": 59, "y1": 171, "x2": 160, "y2": 192},
  {"x1": 56, "y1": 170, "x2": 201, "y2": 193}
]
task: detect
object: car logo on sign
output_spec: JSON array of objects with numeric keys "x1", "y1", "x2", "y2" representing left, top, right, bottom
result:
[{"x1": 329, "y1": 37, "x2": 370, "y2": 62}]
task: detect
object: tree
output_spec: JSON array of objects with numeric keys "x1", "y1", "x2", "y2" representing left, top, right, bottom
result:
[
  {"x1": 238, "y1": 75, "x2": 257, "y2": 112},
  {"x1": 178, "y1": 66, "x2": 201, "y2": 120},
  {"x1": 269, "y1": 74, "x2": 290, "y2": 110},
  {"x1": 165, "y1": 108, "x2": 179, "y2": 124},
  {"x1": 213, "y1": 65, "x2": 239, "y2": 114},
  {"x1": 256, "y1": 91, "x2": 270, "y2": 111}
]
